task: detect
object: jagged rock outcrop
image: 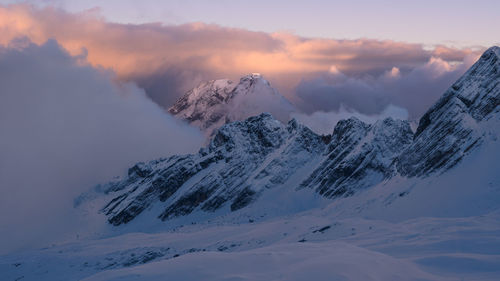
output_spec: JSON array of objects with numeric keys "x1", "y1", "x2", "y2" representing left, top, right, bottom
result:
[
  {"x1": 102, "y1": 113, "x2": 326, "y2": 225},
  {"x1": 100, "y1": 47, "x2": 499, "y2": 226},
  {"x1": 301, "y1": 117, "x2": 413, "y2": 197},
  {"x1": 397, "y1": 46, "x2": 500, "y2": 176},
  {"x1": 101, "y1": 113, "x2": 413, "y2": 225}
]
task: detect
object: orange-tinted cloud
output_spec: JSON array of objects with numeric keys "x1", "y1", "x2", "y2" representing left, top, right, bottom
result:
[
  {"x1": 0, "y1": 4, "x2": 486, "y2": 111},
  {"x1": 0, "y1": 4, "x2": 480, "y2": 74},
  {"x1": 0, "y1": 4, "x2": 284, "y2": 78}
]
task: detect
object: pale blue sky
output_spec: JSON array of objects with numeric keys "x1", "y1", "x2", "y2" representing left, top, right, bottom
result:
[{"x1": 2, "y1": 0, "x2": 499, "y2": 47}]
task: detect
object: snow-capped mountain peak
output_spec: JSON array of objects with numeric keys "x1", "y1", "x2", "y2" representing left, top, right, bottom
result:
[
  {"x1": 168, "y1": 74, "x2": 295, "y2": 134},
  {"x1": 233, "y1": 73, "x2": 271, "y2": 91}
]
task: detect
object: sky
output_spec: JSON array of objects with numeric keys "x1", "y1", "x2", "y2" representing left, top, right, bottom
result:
[
  {"x1": 0, "y1": 2, "x2": 487, "y2": 116},
  {"x1": 2, "y1": 0, "x2": 499, "y2": 48},
  {"x1": 0, "y1": 1, "x2": 497, "y2": 251}
]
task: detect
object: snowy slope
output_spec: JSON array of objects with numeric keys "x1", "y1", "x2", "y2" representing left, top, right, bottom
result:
[
  {"x1": 168, "y1": 73, "x2": 295, "y2": 135},
  {"x1": 3, "y1": 205, "x2": 500, "y2": 280}
]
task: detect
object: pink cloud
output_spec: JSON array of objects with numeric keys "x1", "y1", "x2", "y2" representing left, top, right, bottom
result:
[{"x1": 0, "y1": 4, "x2": 487, "y2": 115}]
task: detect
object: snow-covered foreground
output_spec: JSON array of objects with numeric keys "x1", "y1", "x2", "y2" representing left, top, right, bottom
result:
[
  {"x1": 2, "y1": 210, "x2": 500, "y2": 281},
  {"x1": 80, "y1": 242, "x2": 455, "y2": 281}
]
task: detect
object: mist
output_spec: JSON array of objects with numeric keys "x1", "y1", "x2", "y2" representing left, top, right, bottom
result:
[
  {"x1": 0, "y1": 39, "x2": 203, "y2": 254},
  {"x1": 292, "y1": 104, "x2": 409, "y2": 135},
  {"x1": 294, "y1": 55, "x2": 477, "y2": 119}
]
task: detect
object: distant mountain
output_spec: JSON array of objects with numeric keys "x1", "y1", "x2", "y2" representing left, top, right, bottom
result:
[
  {"x1": 168, "y1": 73, "x2": 295, "y2": 135},
  {"x1": 168, "y1": 78, "x2": 235, "y2": 131},
  {"x1": 99, "y1": 47, "x2": 500, "y2": 226}
]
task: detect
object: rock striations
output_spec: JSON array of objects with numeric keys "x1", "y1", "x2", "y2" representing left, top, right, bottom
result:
[
  {"x1": 301, "y1": 117, "x2": 413, "y2": 197},
  {"x1": 102, "y1": 113, "x2": 326, "y2": 225},
  {"x1": 101, "y1": 47, "x2": 500, "y2": 225},
  {"x1": 397, "y1": 46, "x2": 500, "y2": 176}
]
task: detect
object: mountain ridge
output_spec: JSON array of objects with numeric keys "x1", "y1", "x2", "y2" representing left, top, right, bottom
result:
[
  {"x1": 98, "y1": 46, "x2": 500, "y2": 226},
  {"x1": 397, "y1": 45, "x2": 500, "y2": 176}
]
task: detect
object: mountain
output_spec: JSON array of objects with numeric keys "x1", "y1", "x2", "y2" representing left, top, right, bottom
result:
[
  {"x1": 300, "y1": 117, "x2": 413, "y2": 197},
  {"x1": 100, "y1": 114, "x2": 416, "y2": 226},
  {"x1": 3, "y1": 47, "x2": 500, "y2": 281},
  {"x1": 102, "y1": 113, "x2": 326, "y2": 225},
  {"x1": 100, "y1": 47, "x2": 500, "y2": 226},
  {"x1": 397, "y1": 46, "x2": 500, "y2": 176},
  {"x1": 168, "y1": 73, "x2": 295, "y2": 134}
]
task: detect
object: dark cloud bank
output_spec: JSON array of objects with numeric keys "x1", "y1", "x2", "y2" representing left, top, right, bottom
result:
[
  {"x1": 294, "y1": 56, "x2": 476, "y2": 119},
  {"x1": 0, "y1": 39, "x2": 203, "y2": 254}
]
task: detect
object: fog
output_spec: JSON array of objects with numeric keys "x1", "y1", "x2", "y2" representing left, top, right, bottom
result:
[
  {"x1": 0, "y1": 39, "x2": 203, "y2": 254},
  {"x1": 295, "y1": 56, "x2": 477, "y2": 119}
]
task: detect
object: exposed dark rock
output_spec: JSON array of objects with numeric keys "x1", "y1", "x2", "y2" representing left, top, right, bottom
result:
[
  {"x1": 313, "y1": 226, "x2": 331, "y2": 233},
  {"x1": 301, "y1": 117, "x2": 413, "y2": 198},
  {"x1": 101, "y1": 112, "x2": 324, "y2": 225},
  {"x1": 397, "y1": 46, "x2": 500, "y2": 177},
  {"x1": 230, "y1": 187, "x2": 257, "y2": 211},
  {"x1": 97, "y1": 47, "x2": 499, "y2": 226}
]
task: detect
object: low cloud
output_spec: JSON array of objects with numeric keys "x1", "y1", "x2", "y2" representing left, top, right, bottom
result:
[
  {"x1": 0, "y1": 39, "x2": 203, "y2": 254},
  {"x1": 294, "y1": 55, "x2": 478, "y2": 119},
  {"x1": 292, "y1": 104, "x2": 409, "y2": 135}
]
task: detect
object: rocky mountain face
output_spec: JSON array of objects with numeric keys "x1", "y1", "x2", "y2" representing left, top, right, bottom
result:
[
  {"x1": 397, "y1": 46, "x2": 500, "y2": 176},
  {"x1": 101, "y1": 114, "x2": 413, "y2": 225},
  {"x1": 102, "y1": 113, "x2": 326, "y2": 225},
  {"x1": 301, "y1": 118, "x2": 413, "y2": 197},
  {"x1": 101, "y1": 47, "x2": 499, "y2": 226},
  {"x1": 168, "y1": 73, "x2": 295, "y2": 134}
]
